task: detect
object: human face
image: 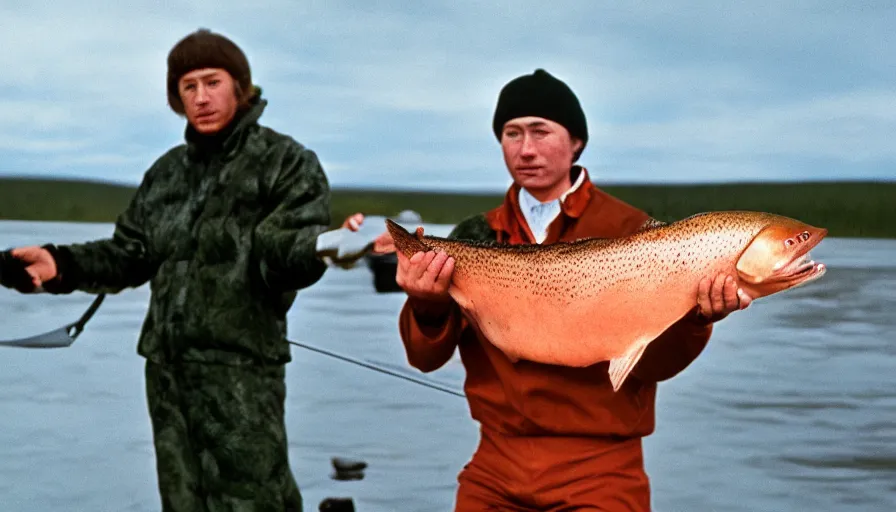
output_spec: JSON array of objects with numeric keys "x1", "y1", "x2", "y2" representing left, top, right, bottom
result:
[
  {"x1": 177, "y1": 68, "x2": 239, "y2": 134},
  {"x1": 501, "y1": 116, "x2": 584, "y2": 202}
]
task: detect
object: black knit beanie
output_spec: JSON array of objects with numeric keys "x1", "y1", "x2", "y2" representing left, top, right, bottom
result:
[
  {"x1": 492, "y1": 69, "x2": 588, "y2": 152},
  {"x1": 166, "y1": 28, "x2": 253, "y2": 115}
]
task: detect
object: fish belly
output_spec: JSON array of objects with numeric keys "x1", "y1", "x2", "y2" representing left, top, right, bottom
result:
[{"x1": 451, "y1": 264, "x2": 699, "y2": 368}]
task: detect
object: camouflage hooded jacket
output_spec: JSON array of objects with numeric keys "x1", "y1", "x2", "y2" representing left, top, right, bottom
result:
[{"x1": 44, "y1": 97, "x2": 331, "y2": 366}]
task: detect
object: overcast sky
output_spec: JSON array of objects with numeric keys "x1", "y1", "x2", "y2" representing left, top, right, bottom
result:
[{"x1": 1, "y1": 1, "x2": 894, "y2": 192}]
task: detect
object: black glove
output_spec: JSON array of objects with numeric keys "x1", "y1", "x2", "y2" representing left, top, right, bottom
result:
[{"x1": 0, "y1": 250, "x2": 37, "y2": 293}]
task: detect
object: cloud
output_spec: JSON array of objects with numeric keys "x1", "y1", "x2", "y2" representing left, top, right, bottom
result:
[{"x1": 0, "y1": 1, "x2": 893, "y2": 189}]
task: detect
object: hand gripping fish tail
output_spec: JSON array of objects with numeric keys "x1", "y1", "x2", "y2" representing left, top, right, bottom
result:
[
  {"x1": 387, "y1": 211, "x2": 829, "y2": 391},
  {"x1": 385, "y1": 219, "x2": 431, "y2": 256}
]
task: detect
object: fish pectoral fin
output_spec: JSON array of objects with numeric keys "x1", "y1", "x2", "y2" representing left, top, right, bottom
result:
[
  {"x1": 608, "y1": 341, "x2": 650, "y2": 392},
  {"x1": 451, "y1": 289, "x2": 471, "y2": 312}
]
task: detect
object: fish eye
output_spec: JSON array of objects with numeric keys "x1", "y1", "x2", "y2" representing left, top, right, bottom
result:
[{"x1": 784, "y1": 238, "x2": 795, "y2": 247}]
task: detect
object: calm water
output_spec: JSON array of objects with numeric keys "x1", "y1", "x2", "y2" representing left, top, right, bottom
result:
[{"x1": 0, "y1": 220, "x2": 894, "y2": 512}]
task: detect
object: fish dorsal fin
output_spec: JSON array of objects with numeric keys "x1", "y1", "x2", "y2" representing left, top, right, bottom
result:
[{"x1": 608, "y1": 341, "x2": 650, "y2": 392}]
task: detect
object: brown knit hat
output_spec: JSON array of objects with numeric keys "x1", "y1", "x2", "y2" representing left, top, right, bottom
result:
[{"x1": 166, "y1": 28, "x2": 253, "y2": 115}]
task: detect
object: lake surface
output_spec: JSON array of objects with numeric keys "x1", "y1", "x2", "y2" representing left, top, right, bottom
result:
[{"x1": 0, "y1": 220, "x2": 894, "y2": 511}]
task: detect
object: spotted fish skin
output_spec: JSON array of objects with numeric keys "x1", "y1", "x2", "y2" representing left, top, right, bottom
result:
[{"x1": 386, "y1": 211, "x2": 827, "y2": 391}]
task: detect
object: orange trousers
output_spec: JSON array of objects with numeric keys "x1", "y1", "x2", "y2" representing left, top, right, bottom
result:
[{"x1": 455, "y1": 430, "x2": 651, "y2": 511}]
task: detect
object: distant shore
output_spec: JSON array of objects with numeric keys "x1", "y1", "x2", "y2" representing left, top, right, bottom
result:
[{"x1": 1, "y1": 176, "x2": 893, "y2": 238}]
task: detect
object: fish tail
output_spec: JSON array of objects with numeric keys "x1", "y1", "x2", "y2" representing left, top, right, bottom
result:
[{"x1": 385, "y1": 219, "x2": 430, "y2": 257}]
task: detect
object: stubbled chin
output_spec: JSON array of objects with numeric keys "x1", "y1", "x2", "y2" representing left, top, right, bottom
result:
[
  {"x1": 194, "y1": 121, "x2": 221, "y2": 134},
  {"x1": 515, "y1": 173, "x2": 550, "y2": 188}
]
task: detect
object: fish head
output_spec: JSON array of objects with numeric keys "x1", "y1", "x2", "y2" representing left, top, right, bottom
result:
[{"x1": 735, "y1": 215, "x2": 828, "y2": 298}]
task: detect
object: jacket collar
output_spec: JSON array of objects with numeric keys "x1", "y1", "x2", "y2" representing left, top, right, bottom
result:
[{"x1": 486, "y1": 165, "x2": 595, "y2": 242}]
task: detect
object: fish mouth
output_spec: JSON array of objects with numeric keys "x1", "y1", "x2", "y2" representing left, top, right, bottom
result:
[{"x1": 777, "y1": 251, "x2": 827, "y2": 286}]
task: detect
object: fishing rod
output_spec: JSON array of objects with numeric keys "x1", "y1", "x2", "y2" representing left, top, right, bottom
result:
[
  {"x1": 0, "y1": 292, "x2": 106, "y2": 348},
  {"x1": 287, "y1": 339, "x2": 466, "y2": 398},
  {"x1": 0, "y1": 284, "x2": 465, "y2": 398},
  {"x1": 0, "y1": 254, "x2": 107, "y2": 348}
]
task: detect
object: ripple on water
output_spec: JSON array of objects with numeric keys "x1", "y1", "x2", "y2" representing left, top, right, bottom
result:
[
  {"x1": 779, "y1": 452, "x2": 896, "y2": 474},
  {"x1": 726, "y1": 397, "x2": 859, "y2": 412}
]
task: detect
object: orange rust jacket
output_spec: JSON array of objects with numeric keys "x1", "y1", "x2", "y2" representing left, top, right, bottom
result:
[{"x1": 398, "y1": 167, "x2": 713, "y2": 438}]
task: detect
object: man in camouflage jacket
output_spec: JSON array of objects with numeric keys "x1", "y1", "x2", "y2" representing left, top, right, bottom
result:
[{"x1": 0, "y1": 29, "x2": 331, "y2": 511}]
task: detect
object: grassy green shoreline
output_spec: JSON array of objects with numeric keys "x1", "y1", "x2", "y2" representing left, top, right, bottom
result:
[{"x1": 1, "y1": 177, "x2": 894, "y2": 238}]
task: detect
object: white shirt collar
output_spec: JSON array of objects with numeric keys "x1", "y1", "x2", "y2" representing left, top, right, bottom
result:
[{"x1": 518, "y1": 168, "x2": 588, "y2": 244}]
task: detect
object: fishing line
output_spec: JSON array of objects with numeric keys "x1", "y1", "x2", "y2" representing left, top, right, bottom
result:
[
  {"x1": 0, "y1": 266, "x2": 464, "y2": 398},
  {"x1": 287, "y1": 339, "x2": 466, "y2": 399}
]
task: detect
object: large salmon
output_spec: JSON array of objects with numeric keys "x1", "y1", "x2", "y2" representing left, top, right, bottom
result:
[{"x1": 385, "y1": 211, "x2": 828, "y2": 391}]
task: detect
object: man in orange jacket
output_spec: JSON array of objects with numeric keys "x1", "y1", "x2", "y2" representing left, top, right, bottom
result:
[{"x1": 394, "y1": 69, "x2": 754, "y2": 511}]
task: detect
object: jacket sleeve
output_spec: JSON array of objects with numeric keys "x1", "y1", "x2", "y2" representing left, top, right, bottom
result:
[
  {"x1": 398, "y1": 298, "x2": 466, "y2": 373},
  {"x1": 630, "y1": 307, "x2": 713, "y2": 383},
  {"x1": 253, "y1": 144, "x2": 331, "y2": 292},
  {"x1": 42, "y1": 171, "x2": 159, "y2": 295}
]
